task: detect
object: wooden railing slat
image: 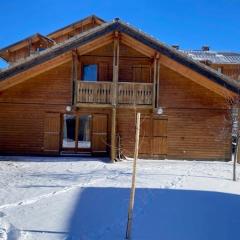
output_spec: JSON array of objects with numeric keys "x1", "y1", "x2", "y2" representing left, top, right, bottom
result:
[{"x1": 76, "y1": 81, "x2": 153, "y2": 105}]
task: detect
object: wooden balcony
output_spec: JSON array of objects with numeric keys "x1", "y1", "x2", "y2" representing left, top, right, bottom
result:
[
  {"x1": 76, "y1": 81, "x2": 153, "y2": 106},
  {"x1": 77, "y1": 81, "x2": 112, "y2": 104},
  {"x1": 222, "y1": 67, "x2": 240, "y2": 81}
]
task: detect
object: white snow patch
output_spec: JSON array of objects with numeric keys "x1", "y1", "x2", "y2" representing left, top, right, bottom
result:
[
  {"x1": 0, "y1": 212, "x2": 20, "y2": 240},
  {"x1": 0, "y1": 156, "x2": 240, "y2": 240}
]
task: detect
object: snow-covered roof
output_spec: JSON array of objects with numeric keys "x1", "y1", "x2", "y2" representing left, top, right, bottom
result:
[{"x1": 182, "y1": 50, "x2": 240, "y2": 64}]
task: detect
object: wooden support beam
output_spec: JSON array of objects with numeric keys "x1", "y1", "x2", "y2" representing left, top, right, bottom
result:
[
  {"x1": 28, "y1": 38, "x2": 32, "y2": 56},
  {"x1": 111, "y1": 107, "x2": 117, "y2": 162},
  {"x1": 72, "y1": 49, "x2": 79, "y2": 105},
  {"x1": 152, "y1": 57, "x2": 157, "y2": 108},
  {"x1": 153, "y1": 54, "x2": 160, "y2": 109},
  {"x1": 156, "y1": 56, "x2": 160, "y2": 108},
  {"x1": 75, "y1": 103, "x2": 153, "y2": 109},
  {"x1": 112, "y1": 32, "x2": 120, "y2": 106},
  {"x1": 111, "y1": 32, "x2": 120, "y2": 162}
]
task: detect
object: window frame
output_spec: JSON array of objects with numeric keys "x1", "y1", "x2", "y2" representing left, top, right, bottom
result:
[
  {"x1": 82, "y1": 63, "x2": 98, "y2": 81},
  {"x1": 61, "y1": 113, "x2": 92, "y2": 152}
]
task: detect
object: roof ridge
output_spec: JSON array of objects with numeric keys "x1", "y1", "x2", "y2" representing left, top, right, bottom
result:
[
  {"x1": 47, "y1": 14, "x2": 106, "y2": 37},
  {"x1": 0, "y1": 33, "x2": 52, "y2": 53}
]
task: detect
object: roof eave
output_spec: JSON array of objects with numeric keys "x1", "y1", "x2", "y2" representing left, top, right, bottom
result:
[
  {"x1": 47, "y1": 15, "x2": 105, "y2": 38},
  {"x1": 0, "y1": 33, "x2": 54, "y2": 54}
]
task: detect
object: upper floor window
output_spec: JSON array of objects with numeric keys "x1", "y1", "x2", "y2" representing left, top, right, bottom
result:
[
  {"x1": 217, "y1": 67, "x2": 223, "y2": 73},
  {"x1": 83, "y1": 64, "x2": 97, "y2": 81},
  {"x1": 36, "y1": 47, "x2": 46, "y2": 52},
  {"x1": 133, "y1": 65, "x2": 151, "y2": 83}
]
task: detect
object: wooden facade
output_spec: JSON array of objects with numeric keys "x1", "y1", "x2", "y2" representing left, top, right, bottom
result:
[
  {"x1": 211, "y1": 64, "x2": 240, "y2": 81},
  {"x1": 0, "y1": 34, "x2": 55, "y2": 64},
  {"x1": 0, "y1": 16, "x2": 238, "y2": 161}
]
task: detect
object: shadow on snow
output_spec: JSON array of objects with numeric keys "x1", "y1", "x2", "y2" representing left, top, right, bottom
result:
[{"x1": 66, "y1": 187, "x2": 240, "y2": 240}]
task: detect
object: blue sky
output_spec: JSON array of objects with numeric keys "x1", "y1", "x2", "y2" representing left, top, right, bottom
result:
[{"x1": 0, "y1": 0, "x2": 239, "y2": 68}]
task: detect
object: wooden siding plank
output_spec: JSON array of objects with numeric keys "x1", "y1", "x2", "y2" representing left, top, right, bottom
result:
[{"x1": 160, "y1": 55, "x2": 236, "y2": 99}]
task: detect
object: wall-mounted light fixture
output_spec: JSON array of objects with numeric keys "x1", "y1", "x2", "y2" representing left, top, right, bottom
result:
[
  {"x1": 156, "y1": 107, "x2": 163, "y2": 115},
  {"x1": 66, "y1": 106, "x2": 72, "y2": 112}
]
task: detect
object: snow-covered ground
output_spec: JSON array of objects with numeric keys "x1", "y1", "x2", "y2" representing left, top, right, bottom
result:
[{"x1": 0, "y1": 156, "x2": 240, "y2": 240}]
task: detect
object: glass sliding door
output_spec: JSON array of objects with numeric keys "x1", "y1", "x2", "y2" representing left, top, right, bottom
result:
[
  {"x1": 77, "y1": 115, "x2": 91, "y2": 149},
  {"x1": 62, "y1": 114, "x2": 76, "y2": 149}
]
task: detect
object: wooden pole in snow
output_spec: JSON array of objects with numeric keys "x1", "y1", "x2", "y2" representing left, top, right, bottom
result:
[
  {"x1": 126, "y1": 112, "x2": 141, "y2": 239},
  {"x1": 233, "y1": 138, "x2": 239, "y2": 181},
  {"x1": 232, "y1": 106, "x2": 239, "y2": 181}
]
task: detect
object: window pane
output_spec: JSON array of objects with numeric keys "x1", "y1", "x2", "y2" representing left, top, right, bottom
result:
[
  {"x1": 83, "y1": 64, "x2": 97, "y2": 81},
  {"x1": 63, "y1": 115, "x2": 76, "y2": 148},
  {"x1": 78, "y1": 115, "x2": 91, "y2": 148}
]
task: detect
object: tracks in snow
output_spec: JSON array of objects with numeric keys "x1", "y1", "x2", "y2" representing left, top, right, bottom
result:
[
  {"x1": 165, "y1": 161, "x2": 197, "y2": 189},
  {"x1": 0, "y1": 174, "x2": 104, "y2": 211},
  {"x1": 0, "y1": 161, "x2": 198, "y2": 239}
]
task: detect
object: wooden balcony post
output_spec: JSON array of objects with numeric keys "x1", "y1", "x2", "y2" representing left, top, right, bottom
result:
[
  {"x1": 111, "y1": 32, "x2": 119, "y2": 162},
  {"x1": 72, "y1": 49, "x2": 79, "y2": 105},
  {"x1": 112, "y1": 32, "x2": 119, "y2": 106},
  {"x1": 153, "y1": 54, "x2": 160, "y2": 109},
  {"x1": 111, "y1": 107, "x2": 117, "y2": 161},
  {"x1": 156, "y1": 56, "x2": 160, "y2": 108},
  {"x1": 28, "y1": 38, "x2": 32, "y2": 56},
  {"x1": 153, "y1": 57, "x2": 157, "y2": 108}
]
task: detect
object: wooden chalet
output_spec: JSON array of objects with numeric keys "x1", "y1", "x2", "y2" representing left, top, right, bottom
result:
[{"x1": 0, "y1": 15, "x2": 239, "y2": 161}]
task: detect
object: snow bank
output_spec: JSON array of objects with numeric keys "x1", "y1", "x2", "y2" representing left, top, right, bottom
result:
[
  {"x1": 0, "y1": 156, "x2": 240, "y2": 240},
  {"x1": 0, "y1": 213, "x2": 20, "y2": 240}
]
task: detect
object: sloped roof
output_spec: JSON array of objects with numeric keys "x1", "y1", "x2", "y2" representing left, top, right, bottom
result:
[
  {"x1": 0, "y1": 15, "x2": 105, "y2": 63},
  {"x1": 182, "y1": 50, "x2": 240, "y2": 64},
  {"x1": 0, "y1": 33, "x2": 54, "y2": 61},
  {"x1": 0, "y1": 33, "x2": 54, "y2": 53},
  {"x1": 47, "y1": 15, "x2": 105, "y2": 39},
  {"x1": 0, "y1": 18, "x2": 239, "y2": 94}
]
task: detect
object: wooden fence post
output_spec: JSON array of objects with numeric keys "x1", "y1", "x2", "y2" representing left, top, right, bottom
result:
[{"x1": 126, "y1": 112, "x2": 141, "y2": 239}]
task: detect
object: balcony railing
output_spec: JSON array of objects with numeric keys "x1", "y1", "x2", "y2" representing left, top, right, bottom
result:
[
  {"x1": 77, "y1": 81, "x2": 112, "y2": 104},
  {"x1": 76, "y1": 81, "x2": 153, "y2": 106},
  {"x1": 222, "y1": 68, "x2": 240, "y2": 81}
]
